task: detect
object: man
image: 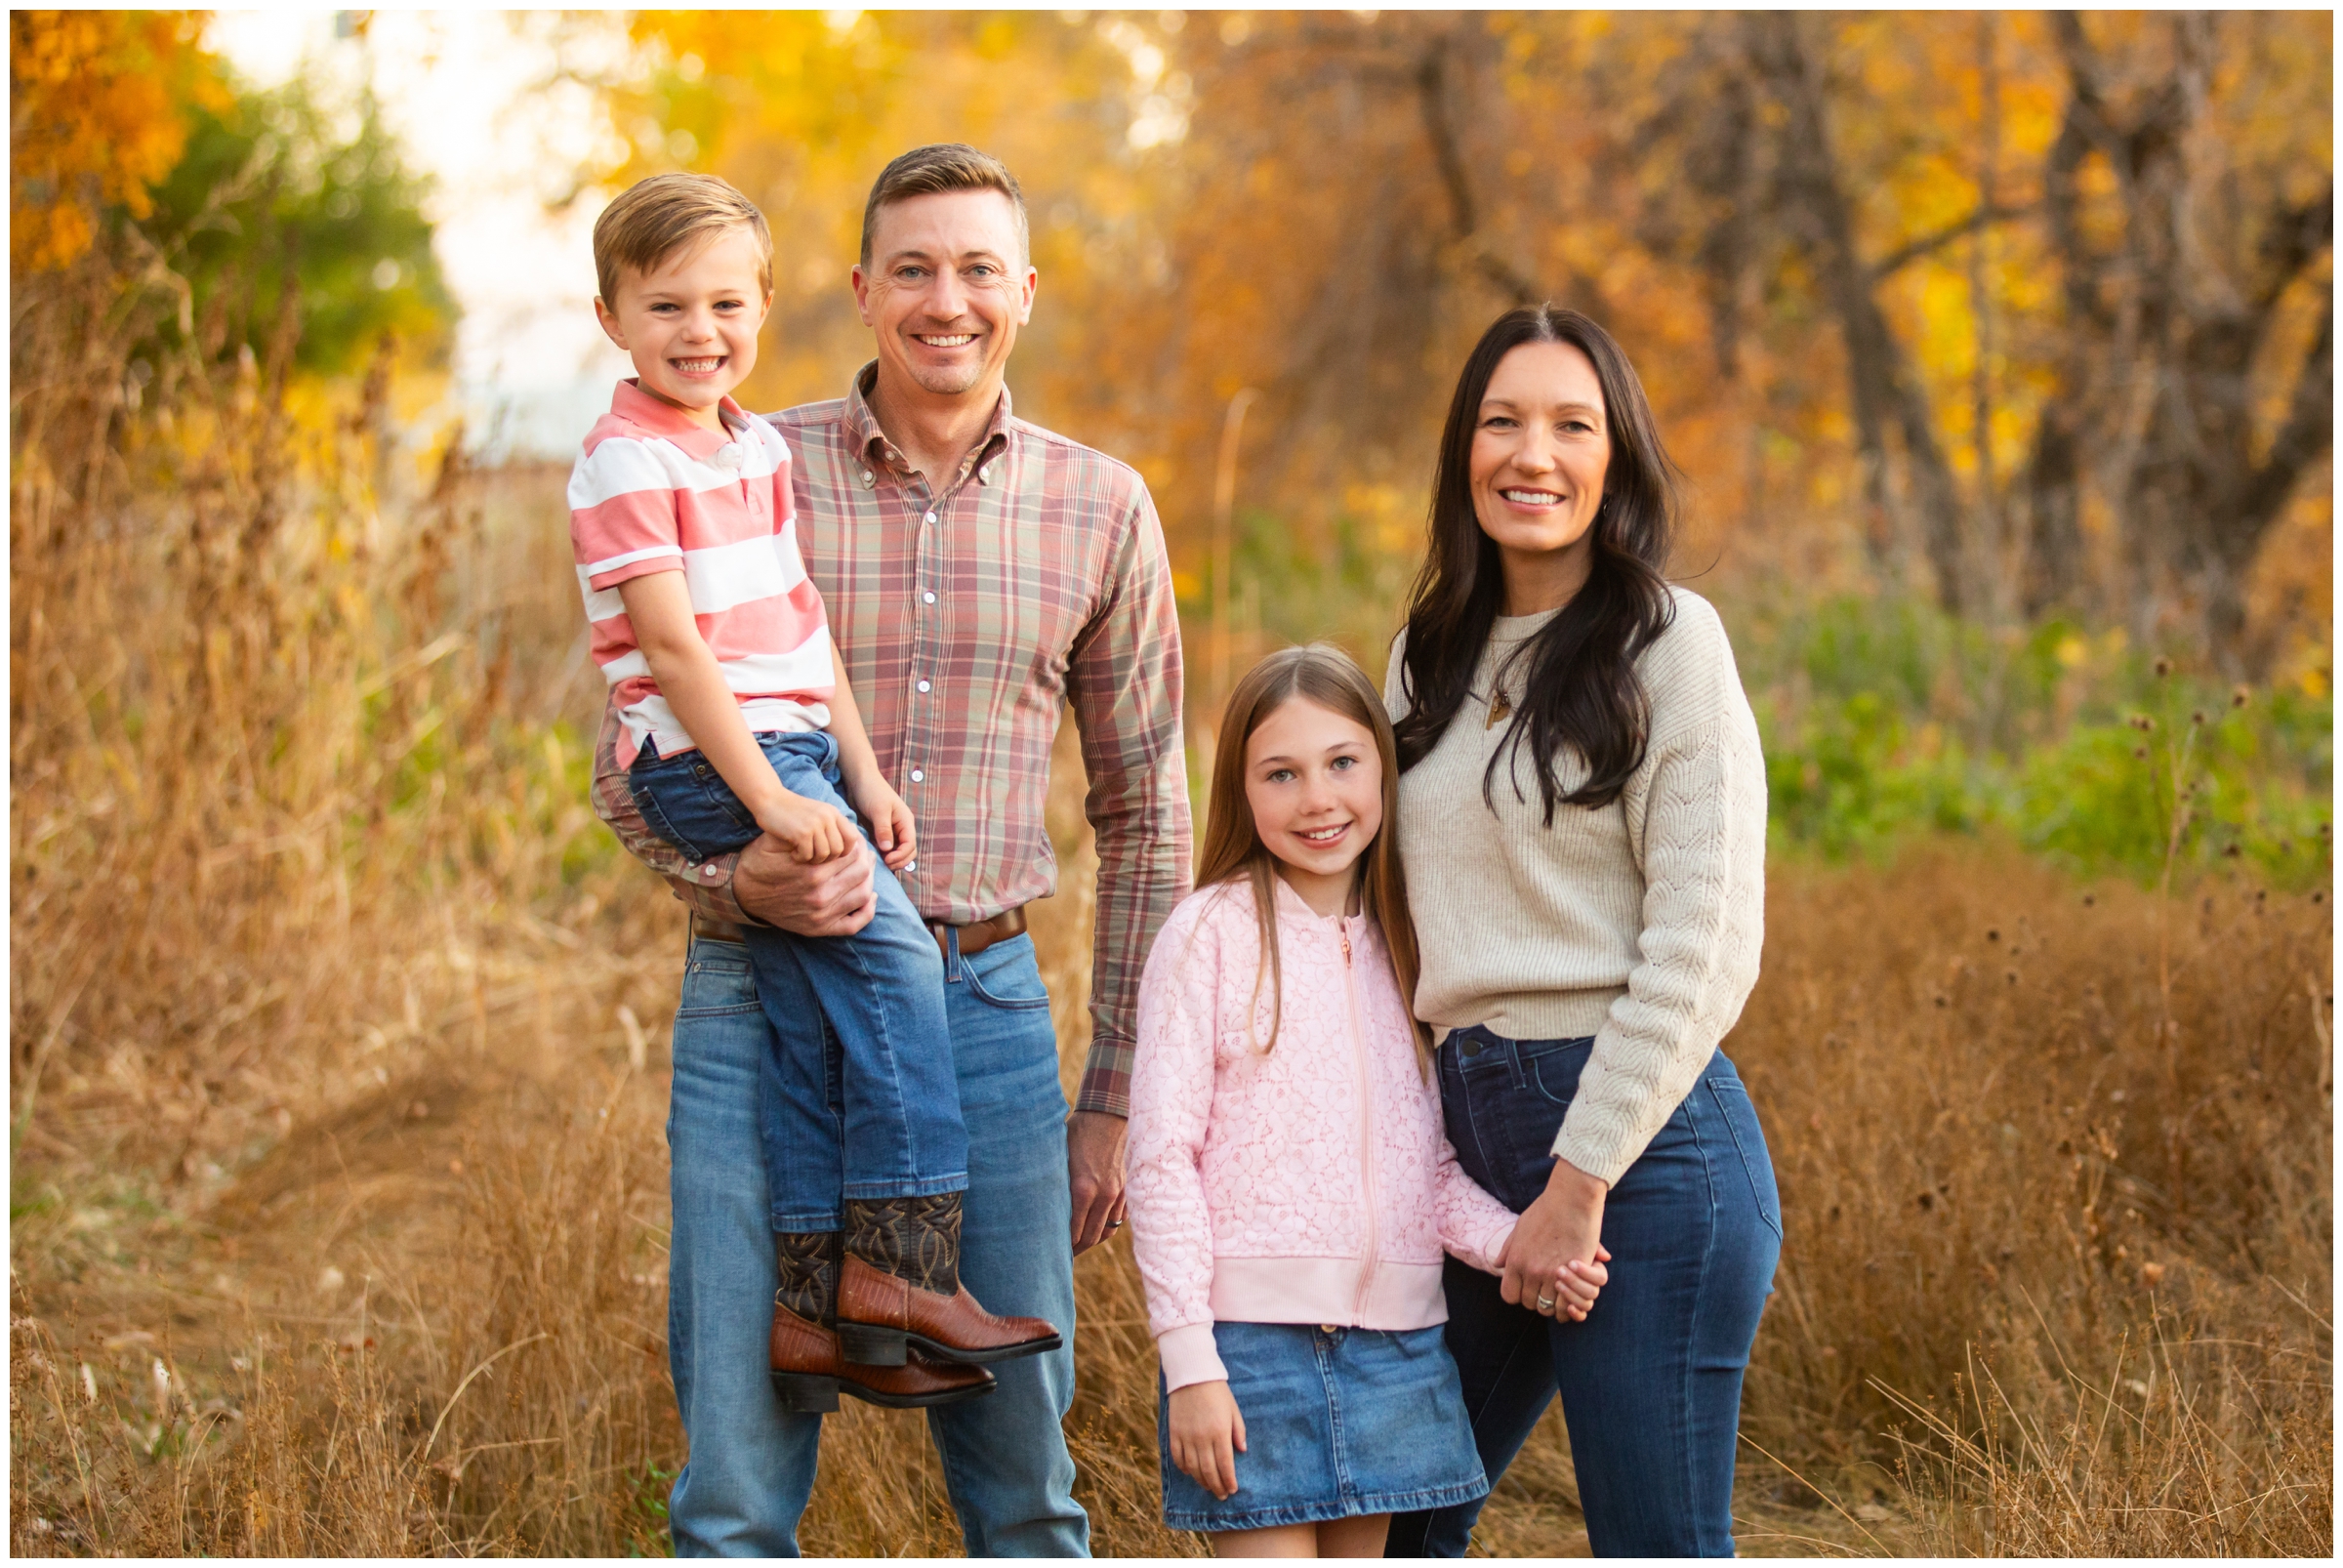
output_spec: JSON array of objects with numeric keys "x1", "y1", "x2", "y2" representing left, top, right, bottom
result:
[{"x1": 590, "y1": 144, "x2": 1191, "y2": 1556}]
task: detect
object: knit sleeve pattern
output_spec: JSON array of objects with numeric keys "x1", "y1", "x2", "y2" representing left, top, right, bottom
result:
[
  {"x1": 1125, "y1": 892, "x2": 1229, "y2": 1390},
  {"x1": 1550, "y1": 596, "x2": 1769, "y2": 1186}
]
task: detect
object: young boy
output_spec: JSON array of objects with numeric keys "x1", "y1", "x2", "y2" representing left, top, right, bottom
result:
[{"x1": 570, "y1": 174, "x2": 1057, "y2": 1410}]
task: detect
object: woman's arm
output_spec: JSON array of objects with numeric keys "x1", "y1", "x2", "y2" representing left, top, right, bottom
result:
[
  {"x1": 1125, "y1": 899, "x2": 1229, "y2": 1393},
  {"x1": 1500, "y1": 611, "x2": 1767, "y2": 1307}
]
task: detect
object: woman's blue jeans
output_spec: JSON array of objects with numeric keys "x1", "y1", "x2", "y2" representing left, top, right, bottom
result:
[
  {"x1": 629, "y1": 730, "x2": 966, "y2": 1228},
  {"x1": 1386, "y1": 1028, "x2": 1783, "y2": 1558}
]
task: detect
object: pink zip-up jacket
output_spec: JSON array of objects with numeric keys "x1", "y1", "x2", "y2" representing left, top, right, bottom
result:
[{"x1": 1128, "y1": 876, "x2": 1519, "y2": 1392}]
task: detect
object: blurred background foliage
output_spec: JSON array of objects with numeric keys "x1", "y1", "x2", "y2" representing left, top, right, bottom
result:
[
  {"x1": 7, "y1": 14, "x2": 2330, "y2": 1554},
  {"x1": 7, "y1": 8, "x2": 2330, "y2": 894}
]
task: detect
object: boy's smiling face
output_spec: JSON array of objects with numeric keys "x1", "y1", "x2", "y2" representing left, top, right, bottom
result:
[{"x1": 594, "y1": 226, "x2": 771, "y2": 430}]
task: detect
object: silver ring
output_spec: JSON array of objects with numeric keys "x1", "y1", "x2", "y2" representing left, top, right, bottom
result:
[
  {"x1": 1536, "y1": 1294, "x2": 1555, "y2": 1312},
  {"x1": 1106, "y1": 1218, "x2": 1125, "y2": 1230}
]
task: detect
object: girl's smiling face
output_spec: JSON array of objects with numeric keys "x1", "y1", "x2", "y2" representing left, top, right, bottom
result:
[{"x1": 1243, "y1": 696, "x2": 1384, "y2": 918}]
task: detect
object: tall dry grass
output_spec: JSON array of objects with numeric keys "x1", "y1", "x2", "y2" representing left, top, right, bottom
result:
[{"x1": 10, "y1": 242, "x2": 2331, "y2": 1556}]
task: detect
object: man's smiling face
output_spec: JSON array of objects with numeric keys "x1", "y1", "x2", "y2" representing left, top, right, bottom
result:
[{"x1": 852, "y1": 188, "x2": 1036, "y2": 400}]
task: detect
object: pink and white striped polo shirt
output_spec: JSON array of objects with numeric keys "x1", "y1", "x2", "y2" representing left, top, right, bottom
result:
[{"x1": 568, "y1": 380, "x2": 834, "y2": 768}]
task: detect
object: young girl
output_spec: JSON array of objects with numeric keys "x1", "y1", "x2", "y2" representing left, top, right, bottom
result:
[{"x1": 1128, "y1": 646, "x2": 1608, "y2": 1557}]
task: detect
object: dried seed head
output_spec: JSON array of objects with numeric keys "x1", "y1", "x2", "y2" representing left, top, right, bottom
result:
[
  {"x1": 2231, "y1": 684, "x2": 2250, "y2": 708},
  {"x1": 2153, "y1": 656, "x2": 2173, "y2": 678},
  {"x1": 2133, "y1": 745, "x2": 2150, "y2": 761},
  {"x1": 2190, "y1": 710, "x2": 2206, "y2": 727}
]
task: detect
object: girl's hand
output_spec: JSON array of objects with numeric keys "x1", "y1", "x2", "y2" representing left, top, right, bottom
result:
[
  {"x1": 755, "y1": 791, "x2": 857, "y2": 864},
  {"x1": 1502, "y1": 1158, "x2": 1607, "y2": 1317},
  {"x1": 1546, "y1": 1246, "x2": 1612, "y2": 1321},
  {"x1": 848, "y1": 778, "x2": 918, "y2": 872},
  {"x1": 1168, "y1": 1380, "x2": 1247, "y2": 1500}
]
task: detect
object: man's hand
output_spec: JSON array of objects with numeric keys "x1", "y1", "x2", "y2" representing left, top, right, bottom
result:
[
  {"x1": 1067, "y1": 1110, "x2": 1128, "y2": 1255},
  {"x1": 1167, "y1": 1380, "x2": 1246, "y2": 1500},
  {"x1": 735, "y1": 831, "x2": 879, "y2": 937},
  {"x1": 1501, "y1": 1157, "x2": 1608, "y2": 1314}
]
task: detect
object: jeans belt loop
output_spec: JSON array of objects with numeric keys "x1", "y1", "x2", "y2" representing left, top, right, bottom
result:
[{"x1": 942, "y1": 923, "x2": 963, "y2": 983}]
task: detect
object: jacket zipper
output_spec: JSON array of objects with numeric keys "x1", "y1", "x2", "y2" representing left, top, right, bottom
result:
[{"x1": 1341, "y1": 920, "x2": 1380, "y2": 1325}]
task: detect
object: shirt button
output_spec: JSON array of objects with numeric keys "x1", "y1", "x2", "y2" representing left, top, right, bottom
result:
[
  {"x1": 922, "y1": 591, "x2": 936, "y2": 604},
  {"x1": 917, "y1": 680, "x2": 931, "y2": 693},
  {"x1": 924, "y1": 510, "x2": 937, "y2": 524},
  {"x1": 977, "y1": 466, "x2": 992, "y2": 484},
  {"x1": 860, "y1": 470, "x2": 875, "y2": 487},
  {"x1": 909, "y1": 769, "x2": 925, "y2": 783},
  {"x1": 703, "y1": 865, "x2": 720, "y2": 880},
  {"x1": 904, "y1": 859, "x2": 917, "y2": 873}
]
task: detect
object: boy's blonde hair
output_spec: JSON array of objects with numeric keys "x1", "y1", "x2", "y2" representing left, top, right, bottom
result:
[{"x1": 594, "y1": 173, "x2": 773, "y2": 309}]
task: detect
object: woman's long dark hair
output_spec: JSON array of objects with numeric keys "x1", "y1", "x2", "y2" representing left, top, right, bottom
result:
[{"x1": 1392, "y1": 306, "x2": 1681, "y2": 819}]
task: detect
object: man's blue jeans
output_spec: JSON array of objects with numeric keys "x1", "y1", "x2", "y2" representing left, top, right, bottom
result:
[
  {"x1": 631, "y1": 729, "x2": 967, "y2": 1227},
  {"x1": 1386, "y1": 1029, "x2": 1783, "y2": 1558},
  {"x1": 664, "y1": 927, "x2": 1089, "y2": 1557}
]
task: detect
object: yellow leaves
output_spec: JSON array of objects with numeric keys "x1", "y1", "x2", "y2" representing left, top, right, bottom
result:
[{"x1": 10, "y1": 11, "x2": 225, "y2": 270}]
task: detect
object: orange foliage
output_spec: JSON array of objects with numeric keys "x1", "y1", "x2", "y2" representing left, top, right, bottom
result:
[
  {"x1": 9, "y1": 10, "x2": 226, "y2": 270},
  {"x1": 609, "y1": 12, "x2": 2329, "y2": 666}
]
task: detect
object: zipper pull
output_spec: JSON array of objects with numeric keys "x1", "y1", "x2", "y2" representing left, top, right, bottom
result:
[{"x1": 1339, "y1": 928, "x2": 1352, "y2": 966}]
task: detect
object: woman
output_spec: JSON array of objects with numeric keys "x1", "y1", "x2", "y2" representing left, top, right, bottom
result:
[{"x1": 1380, "y1": 306, "x2": 1780, "y2": 1558}]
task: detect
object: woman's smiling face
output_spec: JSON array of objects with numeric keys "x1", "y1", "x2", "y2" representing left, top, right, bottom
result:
[{"x1": 1468, "y1": 339, "x2": 1613, "y2": 612}]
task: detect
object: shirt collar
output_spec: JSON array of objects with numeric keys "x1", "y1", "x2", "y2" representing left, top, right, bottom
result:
[
  {"x1": 609, "y1": 378, "x2": 748, "y2": 459},
  {"x1": 842, "y1": 359, "x2": 1014, "y2": 480}
]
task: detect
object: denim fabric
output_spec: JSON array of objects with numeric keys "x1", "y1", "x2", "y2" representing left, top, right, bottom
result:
[
  {"x1": 1385, "y1": 1029, "x2": 1782, "y2": 1559},
  {"x1": 665, "y1": 930, "x2": 1088, "y2": 1557},
  {"x1": 631, "y1": 731, "x2": 967, "y2": 1226},
  {"x1": 1157, "y1": 1322, "x2": 1487, "y2": 1533}
]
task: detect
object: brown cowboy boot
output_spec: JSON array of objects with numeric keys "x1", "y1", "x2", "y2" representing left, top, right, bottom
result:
[
  {"x1": 834, "y1": 1194, "x2": 1062, "y2": 1368},
  {"x1": 768, "y1": 1231, "x2": 995, "y2": 1411}
]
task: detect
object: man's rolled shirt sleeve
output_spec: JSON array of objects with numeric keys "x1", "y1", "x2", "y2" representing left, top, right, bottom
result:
[{"x1": 1064, "y1": 483, "x2": 1193, "y2": 1118}]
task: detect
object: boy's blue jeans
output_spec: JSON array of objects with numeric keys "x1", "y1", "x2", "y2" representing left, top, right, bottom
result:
[{"x1": 628, "y1": 729, "x2": 967, "y2": 1228}]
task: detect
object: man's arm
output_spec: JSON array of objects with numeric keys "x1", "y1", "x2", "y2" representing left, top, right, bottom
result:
[
  {"x1": 1062, "y1": 480, "x2": 1195, "y2": 1248},
  {"x1": 590, "y1": 687, "x2": 755, "y2": 925},
  {"x1": 588, "y1": 687, "x2": 880, "y2": 935}
]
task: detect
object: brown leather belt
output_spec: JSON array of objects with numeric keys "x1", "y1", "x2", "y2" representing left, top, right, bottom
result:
[
  {"x1": 688, "y1": 905, "x2": 1027, "y2": 960},
  {"x1": 929, "y1": 905, "x2": 1026, "y2": 961}
]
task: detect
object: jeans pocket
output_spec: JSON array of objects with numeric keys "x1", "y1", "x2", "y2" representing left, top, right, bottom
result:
[
  {"x1": 962, "y1": 941, "x2": 1052, "y2": 1011},
  {"x1": 676, "y1": 945, "x2": 760, "y2": 1015},
  {"x1": 1711, "y1": 1078, "x2": 1784, "y2": 1241}
]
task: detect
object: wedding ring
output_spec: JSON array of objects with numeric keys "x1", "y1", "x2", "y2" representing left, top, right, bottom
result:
[
  {"x1": 1106, "y1": 1218, "x2": 1125, "y2": 1231},
  {"x1": 1536, "y1": 1294, "x2": 1555, "y2": 1312}
]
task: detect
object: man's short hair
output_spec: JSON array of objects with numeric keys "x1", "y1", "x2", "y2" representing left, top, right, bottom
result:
[
  {"x1": 858, "y1": 144, "x2": 1029, "y2": 268},
  {"x1": 594, "y1": 173, "x2": 773, "y2": 309}
]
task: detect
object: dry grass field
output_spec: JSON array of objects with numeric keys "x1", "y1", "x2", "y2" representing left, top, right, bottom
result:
[{"x1": 9, "y1": 371, "x2": 2333, "y2": 1554}]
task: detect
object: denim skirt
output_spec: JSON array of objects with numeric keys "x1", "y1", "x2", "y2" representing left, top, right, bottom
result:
[{"x1": 1157, "y1": 1320, "x2": 1489, "y2": 1533}]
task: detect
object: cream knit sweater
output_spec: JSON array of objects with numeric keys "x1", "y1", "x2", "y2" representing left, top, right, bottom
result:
[{"x1": 1383, "y1": 587, "x2": 1767, "y2": 1187}]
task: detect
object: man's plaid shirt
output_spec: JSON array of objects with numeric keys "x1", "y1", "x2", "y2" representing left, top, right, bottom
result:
[{"x1": 589, "y1": 364, "x2": 1193, "y2": 1116}]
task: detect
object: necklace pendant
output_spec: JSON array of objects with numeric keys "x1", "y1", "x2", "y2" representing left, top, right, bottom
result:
[{"x1": 1485, "y1": 690, "x2": 1512, "y2": 729}]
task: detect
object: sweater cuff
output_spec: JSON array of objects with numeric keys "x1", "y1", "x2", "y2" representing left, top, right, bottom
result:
[
  {"x1": 1155, "y1": 1322, "x2": 1227, "y2": 1393},
  {"x1": 1551, "y1": 1116, "x2": 1634, "y2": 1190}
]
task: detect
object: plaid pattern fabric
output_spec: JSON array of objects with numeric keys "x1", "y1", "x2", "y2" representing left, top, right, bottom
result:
[{"x1": 589, "y1": 364, "x2": 1193, "y2": 1116}]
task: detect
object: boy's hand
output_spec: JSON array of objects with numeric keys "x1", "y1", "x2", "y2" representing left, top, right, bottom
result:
[
  {"x1": 755, "y1": 792, "x2": 858, "y2": 864},
  {"x1": 848, "y1": 777, "x2": 918, "y2": 872},
  {"x1": 1167, "y1": 1380, "x2": 1246, "y2": 1500}
]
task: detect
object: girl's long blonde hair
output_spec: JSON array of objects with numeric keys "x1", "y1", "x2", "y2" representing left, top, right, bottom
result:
[{"x1": 1196, "y1": 644, "x2": 1432, "y2": 1071}]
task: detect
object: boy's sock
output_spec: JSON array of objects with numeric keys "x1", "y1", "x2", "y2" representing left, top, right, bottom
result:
[
  {"x1": 843, "y1": 1193, "x2": 962, "y2": 1295},
  {"x1": 774, "y1": 1230, "x2": 839, "y2": 1324}
]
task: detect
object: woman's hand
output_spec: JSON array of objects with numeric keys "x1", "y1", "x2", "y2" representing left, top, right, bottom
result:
[
  {"x1": 1168, "y1": 1380, "x2": 1247, "y2": 1500},
  {"x1": 1502, "y1": 1157, "x2": 1608, "y2": 1316}
]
